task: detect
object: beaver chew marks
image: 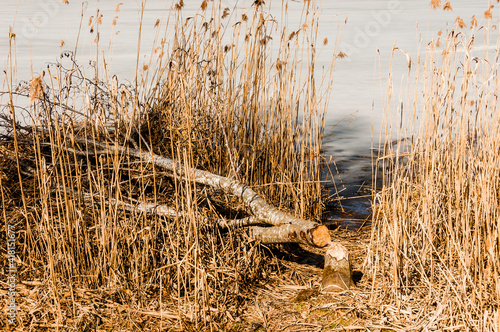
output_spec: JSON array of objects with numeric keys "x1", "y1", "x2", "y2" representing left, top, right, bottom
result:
[{"x1": 322, "y1": 242, "x2": 354, "y2": 292}]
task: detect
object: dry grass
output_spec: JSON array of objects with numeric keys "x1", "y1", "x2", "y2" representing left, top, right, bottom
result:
[
  {"x1": 5, "y1": 1, "x2": 500, "y2": 331},
  {"x1": 0, "y1": 1, "x2": 339, "y2": 330},
  {"x1": 367, "y1": 23, "x2": 500, "y2": 330}
]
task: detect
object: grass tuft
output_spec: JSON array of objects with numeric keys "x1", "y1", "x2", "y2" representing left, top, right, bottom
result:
[
  {"x1": 368, "y1": 24, "x2": 500, "y2": 330},
  {"x1": 0, "y1": 1, "x2": 333, "y2": 329}
]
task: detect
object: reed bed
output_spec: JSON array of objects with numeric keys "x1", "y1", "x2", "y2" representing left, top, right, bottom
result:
[
  {"x1": 368, "y1": 23, "x2": 500, "y2": 330},
  {"x1": 0, "y1": 1, "x2": 336, "y2": 330}
]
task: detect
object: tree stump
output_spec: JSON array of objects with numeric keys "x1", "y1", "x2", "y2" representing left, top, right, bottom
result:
[{"x1": 322, "y1": 242, "x2": 354, "y2": 292}]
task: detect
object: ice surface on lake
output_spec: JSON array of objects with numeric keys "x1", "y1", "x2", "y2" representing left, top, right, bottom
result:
[{"x1": 0, "y1": 0, "x2": 494, "y2": 157}]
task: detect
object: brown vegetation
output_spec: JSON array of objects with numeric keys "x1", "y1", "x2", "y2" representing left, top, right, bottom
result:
[
  {"x1": 368, "y1": 24, "x2": 500, "y2": 330},
  {"x1": 3, "y1": 0, "x2": 500, "y2": 331},
  {"x1": 0, "y1": 1, "x2": 346, "y2": 330}
]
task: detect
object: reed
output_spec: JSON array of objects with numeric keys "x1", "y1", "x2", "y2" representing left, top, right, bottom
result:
[
  {"x1": 368, "y1": 22, "x2": 500, "y2": 330},
  {"x1": 0, "y1": 1, "x2": 335, "y2": 329}
]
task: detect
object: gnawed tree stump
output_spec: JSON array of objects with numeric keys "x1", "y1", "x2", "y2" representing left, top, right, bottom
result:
[
  {"x1": 322, "y1": 242, "x2": 354, "y2": 292},
  {"x1": 69, "y1": 137, "x2": 353, "y2": 290}
]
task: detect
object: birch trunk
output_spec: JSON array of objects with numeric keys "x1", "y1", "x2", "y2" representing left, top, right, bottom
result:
[
  {"x1": 76, "y1": 137, "x2": 331, "y2": 247},
  {"x1": 69, "y1": 137, "x2": 354, "y2": 289}
]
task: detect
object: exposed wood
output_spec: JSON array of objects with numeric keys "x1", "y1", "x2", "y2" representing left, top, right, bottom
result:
[
  {"x1": 322, "y1": 242, "x2": 354, "y2": 292},
  {"x1": 250, "y1": 223, "x2": 331, "y2": 247},
  {"x1": 95, "y1": 195, "x2": 331, "y2": 246}
]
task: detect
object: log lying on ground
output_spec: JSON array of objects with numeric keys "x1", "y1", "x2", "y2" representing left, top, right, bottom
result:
[
  {"x1": 100, "y1": 196, "x2": 329, "y2": 246},
  {"x1": 95, "y1": 195, "x2": 329, "y2": 246},
  {"x1": 70, "y1": 137, "x2": 353, "y2": 288},
  {"x1": 75, "y1": 137, "x2": 331, "y2": 247},
  {"x1": 101, "y1": 195, "x2": 263, "y2": 228}
]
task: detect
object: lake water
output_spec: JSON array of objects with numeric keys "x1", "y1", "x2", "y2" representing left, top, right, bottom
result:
[{"x1": 0, "y1": 1, "x2": 496, "y2": 220}]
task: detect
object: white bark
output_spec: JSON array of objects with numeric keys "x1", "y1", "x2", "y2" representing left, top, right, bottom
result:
[
  {"x1": 102, "y1": 195, "x2": 263, "y2": 228},
  {"x1": 75, "y1": 137, "x2": 332, "y2": 247},
  {"x1": 95, "y1": 196, "x2": 330, "y2": 246},
  {"x1": 62, "y1": 137, "x2": 354, "y2": 290}
]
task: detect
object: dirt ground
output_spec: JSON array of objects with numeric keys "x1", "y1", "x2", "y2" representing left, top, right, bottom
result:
[
  {"x1": 236, "y1": 228, "x2": 376, "y2": 332},
  {"x1": 4, "y1": 228, "x2": 376, "y2": 332}
]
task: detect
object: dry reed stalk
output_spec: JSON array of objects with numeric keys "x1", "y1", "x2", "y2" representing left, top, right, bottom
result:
[
  {"x1": 368, "y1": 22, "x2": 500, "y2": 330},
  {"x1": 0, "y1": 0, "x2": 339, "y2": 329}
]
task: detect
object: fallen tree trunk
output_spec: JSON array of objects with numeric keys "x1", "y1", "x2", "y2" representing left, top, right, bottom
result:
[
  {"x1": 91, "y1": 195, "x2": 328, "y2": 246},
  {"x1": 68, "y1": 137, "x2": 353, "y2": 290},
  {"x1": 100, "y1": 195, "x2": 264, "y2": 228},
  {"x1": 75, "y1": 137, "x2": 331, "y2": 247}
]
